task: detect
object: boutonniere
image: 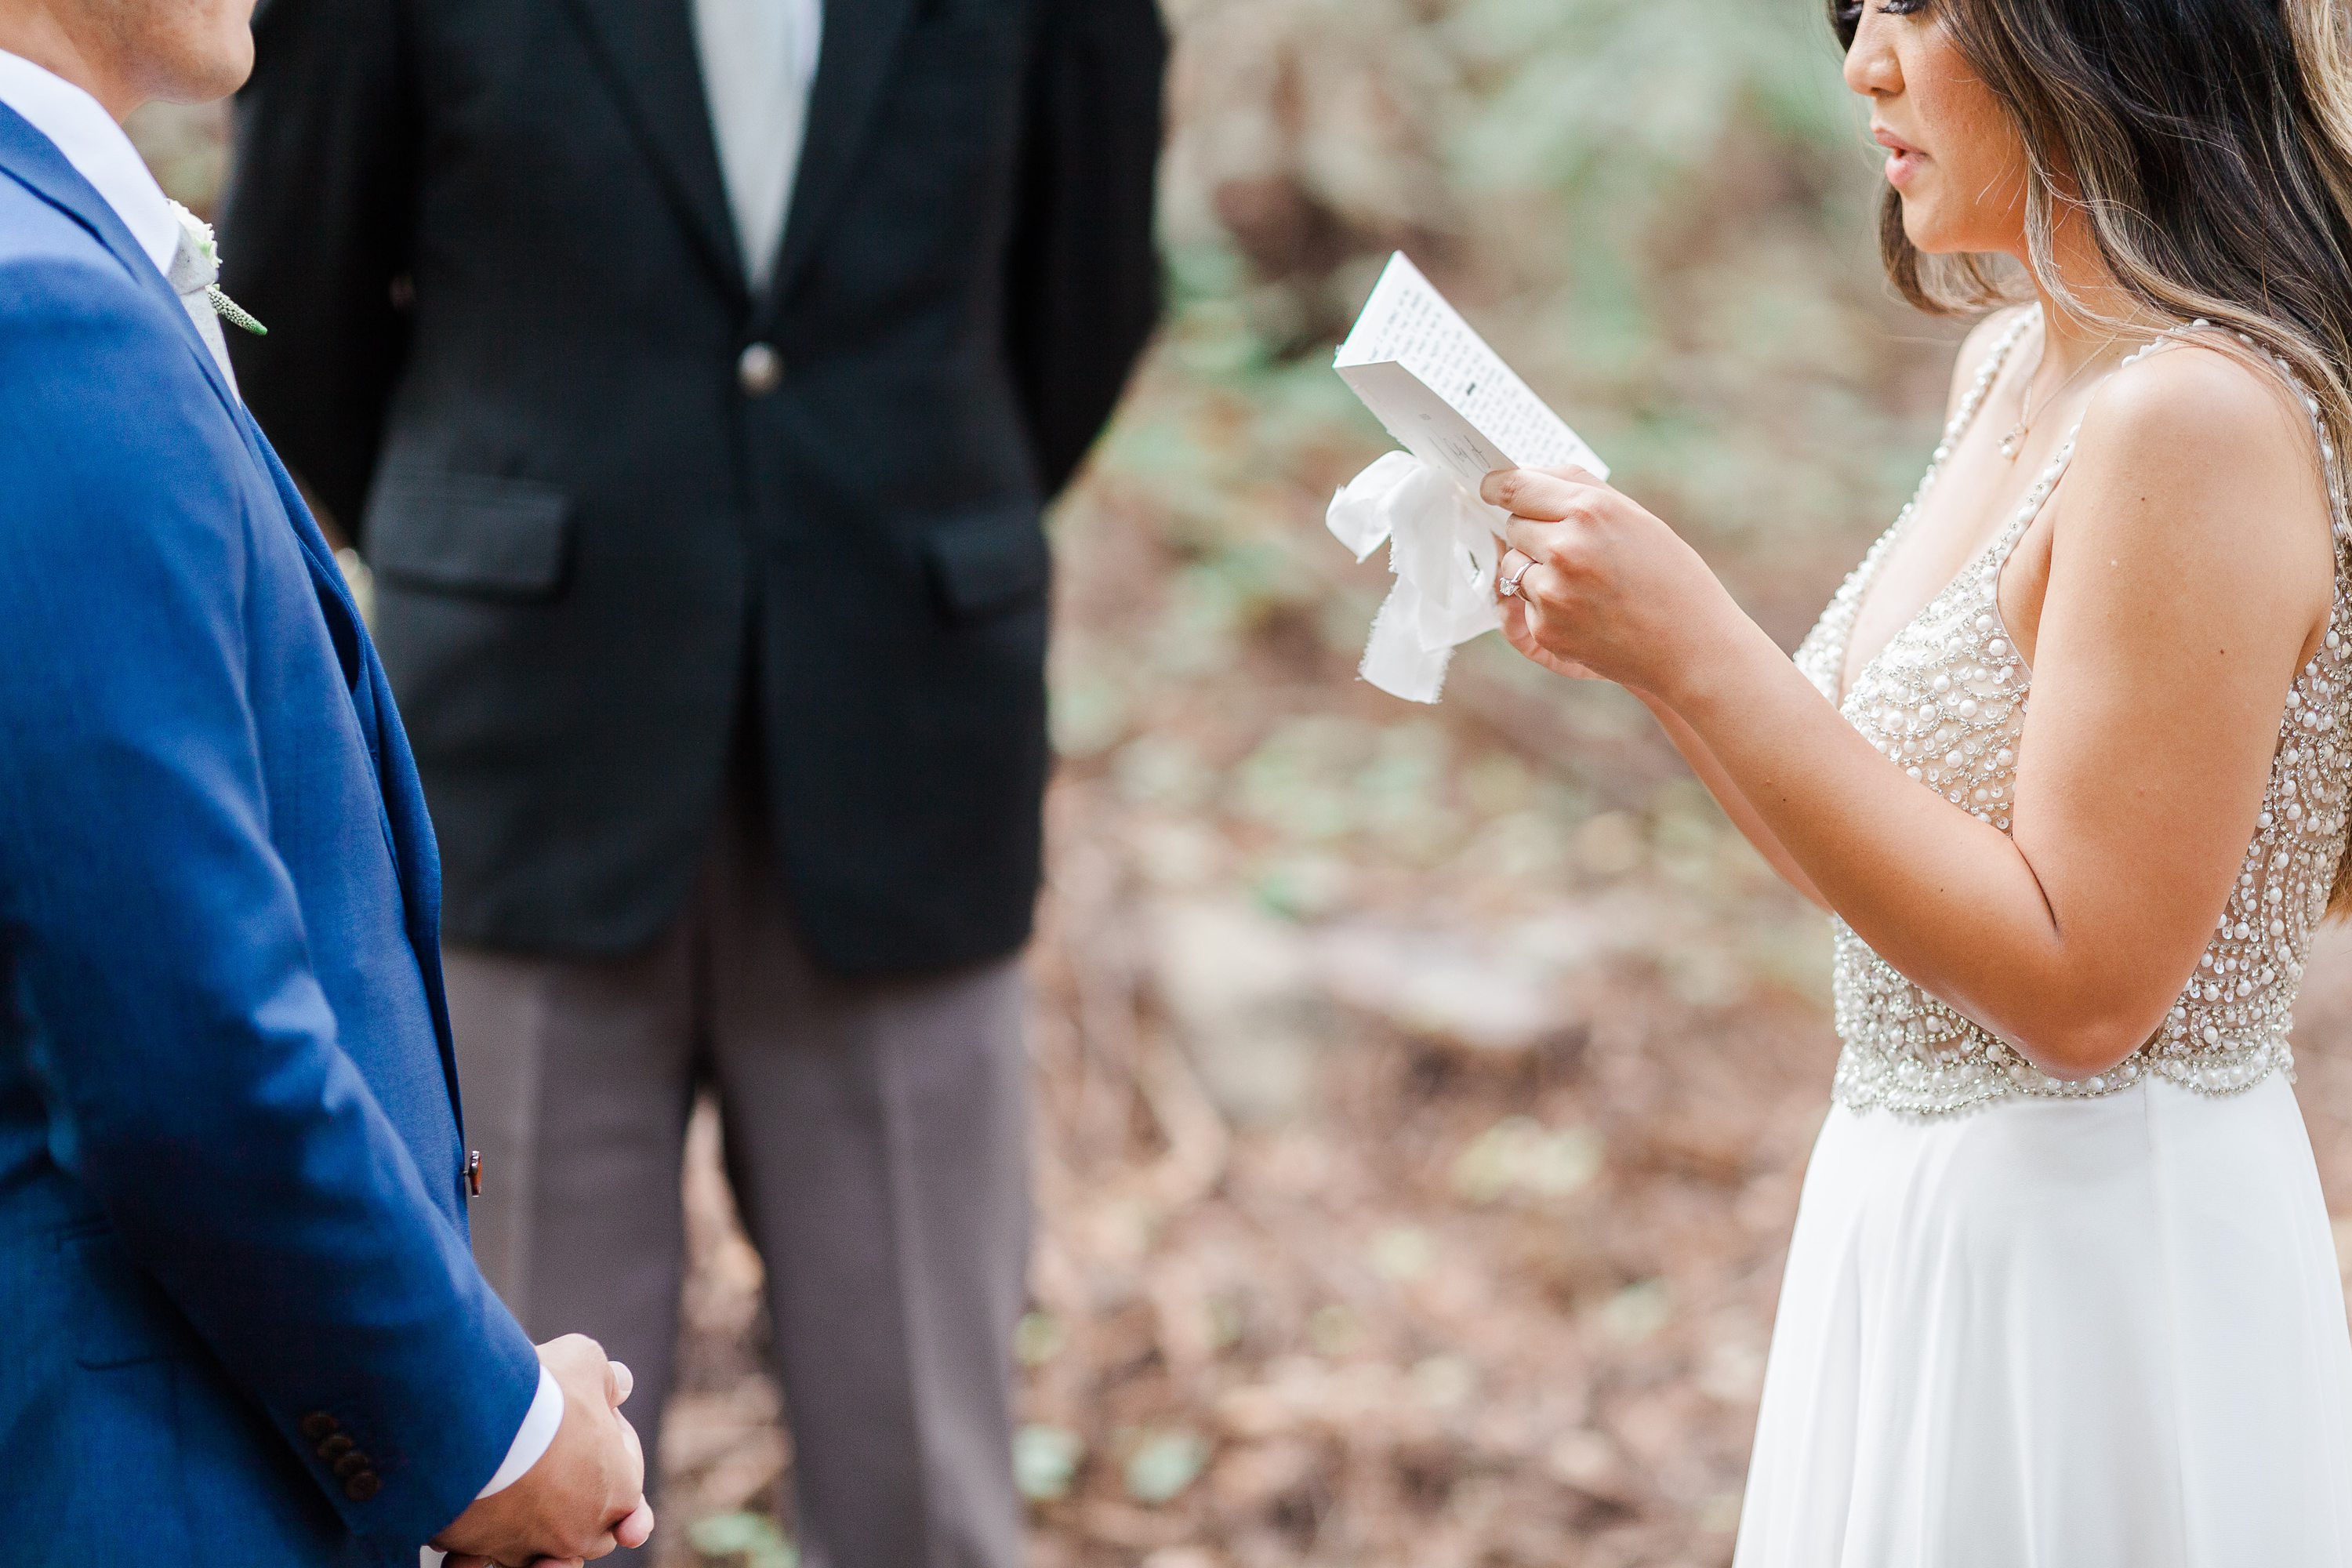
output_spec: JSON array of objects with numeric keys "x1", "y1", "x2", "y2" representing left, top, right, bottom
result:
[{"x1": 168, "y1": 200, "x2": 267, "y2": 338}]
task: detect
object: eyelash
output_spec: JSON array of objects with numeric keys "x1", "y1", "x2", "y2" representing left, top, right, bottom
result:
[{"x1": 1839, "y1": 0, "x2": 1928, "y2": 22}]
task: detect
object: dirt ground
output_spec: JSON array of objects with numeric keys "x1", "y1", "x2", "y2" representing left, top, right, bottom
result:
[
  {"x1": 652, "y1": 463, "x2": 2352, "y2": 1567},
  {"x1": 657, "y1": 797, "x2": 2352, "y2": 1568}
]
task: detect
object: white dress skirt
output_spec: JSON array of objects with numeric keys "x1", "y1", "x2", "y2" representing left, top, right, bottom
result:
[{"x1": 1733, "y1": 1074, "x2": 2352, "y2": 1566}]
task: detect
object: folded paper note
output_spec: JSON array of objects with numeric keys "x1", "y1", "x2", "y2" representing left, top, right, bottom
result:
[{"x1": 1329, "y1": 253, "x2": 1609, "y2": 702}]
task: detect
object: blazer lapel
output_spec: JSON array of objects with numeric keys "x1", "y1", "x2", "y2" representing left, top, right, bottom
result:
[
  {"x1": 247, "y1": 421, "x2": 468, "y2": 1119},
  {"x1": 0, "y1": 103, "x2": 242, "y2": 416},
  {"x1": 764, "y1": 0, "x2": 918, "y2": 312},
  {"x1": 0, "y1": 105, "x2": 469, "y2": 1117},
  {"x1": 562, "y1": 0, "x2": 748, "y2": 307}
]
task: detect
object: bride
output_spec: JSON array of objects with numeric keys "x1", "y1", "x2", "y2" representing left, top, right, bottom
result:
[{"x1": 1486, "y1": 0, "x2": 2352, "y2": 1559}]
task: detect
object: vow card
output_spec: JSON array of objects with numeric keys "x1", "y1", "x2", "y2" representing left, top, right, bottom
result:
[{"x1": 1334, "y1": 252, "x2": 1608, "y2": 500}]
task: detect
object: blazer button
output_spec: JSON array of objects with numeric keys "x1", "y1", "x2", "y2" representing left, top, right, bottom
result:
[
  {"x1": 318, "y1": 1433, "x2": 354, "y2": 1462},
  {"x1": 299, "y1": 1412, "x2": 339, "y2": 1443},
  {"x1": 344, "y1": 1471, "x2": 381, "y2": 1502},
  {"x1": 737, "y1": 342, "x2": 783, "y2": 397},
  {"x1": 335, "y1": 1450, "x2": 373, "y2": 1480},
  {"x1": 466, "y1": 1149, "x2": 483, "y2": 1197}
]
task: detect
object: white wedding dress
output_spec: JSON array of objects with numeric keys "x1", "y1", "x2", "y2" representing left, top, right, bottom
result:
[{"x1": 1736, "y1": 312, "x2": 2352, "y2": 1566}]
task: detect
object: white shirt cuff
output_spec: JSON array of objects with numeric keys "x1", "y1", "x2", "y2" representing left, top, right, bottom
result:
[{"x1": 477, "y1": 1364, "x2": 565, "y2": 1498}]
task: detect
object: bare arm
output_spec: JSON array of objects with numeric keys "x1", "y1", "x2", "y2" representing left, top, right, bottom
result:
[
  {"x1": 1494, "y1": 343, "x2": 2333, "y2": 1076},
  {"x1": 1587, "y1": 311, "x2": 2034, "y2": 916},
  {"x1": 1635, "y1": 692, "x2": 1830, "y2": 909}
]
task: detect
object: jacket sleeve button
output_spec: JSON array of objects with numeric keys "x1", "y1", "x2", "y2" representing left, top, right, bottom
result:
[
  {"x1": 318, "y1": 1433, "x2": 354, "y2": 1461},
  {"x1": 334, "y1": 1450, "x2": 372, "y2": 1480},
  {"x1": 343, "y1": 1471, "x2": 381, "y2": 1502},
  {"x1": 299, "y1": 1412, "x2": 339, "y2": 1443}
]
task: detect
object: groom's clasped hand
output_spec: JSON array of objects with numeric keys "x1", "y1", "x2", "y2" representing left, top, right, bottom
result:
[{"x1": 434, "y1": 1336, "x2": 655, "y2": 1568}]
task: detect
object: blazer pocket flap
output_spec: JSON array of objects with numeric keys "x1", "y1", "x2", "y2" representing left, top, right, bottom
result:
[
  {"x1": 366, "y1": 470, "x2": 573, "y2": 600},
  {"x1": 922, "y1": 507, "x2": 1051, "y2": 619}
]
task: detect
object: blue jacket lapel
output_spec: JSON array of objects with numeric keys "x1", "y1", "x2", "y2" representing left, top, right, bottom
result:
[
  {"x1": 0, "y1": 100, "x2": 242, "y2": 415},
  {"x1": 244, "y1": 423, "x2": 467, "y2": 1122},
  {"x1": 0, "y1": 102, "x2": 467, "y2": 1120}
]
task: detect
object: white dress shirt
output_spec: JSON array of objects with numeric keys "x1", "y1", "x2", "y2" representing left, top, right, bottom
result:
[
  {"x1": 0, "y1": 49, "x2": 565, "y2": 1503},
  {"x1": 691, "y1": 0, "x2": 822, "y2": 290},
  {"x1": 0, "y1": 49, "x2": 245, "y2": 386},
  {"x1": 0, "y1": 50, "x2": 179, "y2": 272}
]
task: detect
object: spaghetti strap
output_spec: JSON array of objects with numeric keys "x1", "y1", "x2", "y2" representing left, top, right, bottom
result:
[
  {"x1": 1982, "y1": 321, "x2": 2219, "y2": 669},
  {"x1": 1802, "y1": 310, "x2": 2037, "y2": 704}
]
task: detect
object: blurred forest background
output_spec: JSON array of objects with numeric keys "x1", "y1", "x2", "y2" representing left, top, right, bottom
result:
[{"x1": 132, "y1": 0, "x2": 2352, "y2": 1563}]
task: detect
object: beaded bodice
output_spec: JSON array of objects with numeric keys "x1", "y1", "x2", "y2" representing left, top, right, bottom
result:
[{"x1": 1793, "y1": 311, "x2": 2352, "y2": 1116}]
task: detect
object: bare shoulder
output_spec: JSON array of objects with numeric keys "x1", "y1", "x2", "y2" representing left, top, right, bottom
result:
[
  {"x1": 2075, "y1": 336, "x2": 2325, "y2": 518},
  {"x1": 1943, "y1": 304, "x2": 2038, "y2": 417},
  {"x1": 2062, "y1": 335, "x2": 2334, "y2": 644}
]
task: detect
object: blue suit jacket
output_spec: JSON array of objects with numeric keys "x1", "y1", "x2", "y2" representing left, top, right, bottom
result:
[{"x1": 0, "y1": 105, "x2": 539, "y2": 1562}]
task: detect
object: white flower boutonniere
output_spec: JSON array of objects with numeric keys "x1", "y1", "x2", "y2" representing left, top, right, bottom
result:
[{"x1": 168, "y1": 199, "x2": 267, "y2": 337}]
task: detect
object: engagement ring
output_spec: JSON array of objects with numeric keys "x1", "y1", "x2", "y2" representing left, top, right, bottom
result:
[{"x1": 1499, "y1": 551, "x2": 1536, "y2": 599}]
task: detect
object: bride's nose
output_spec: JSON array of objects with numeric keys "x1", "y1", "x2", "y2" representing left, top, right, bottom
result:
[{"x1": 1843, "y1": 11, "x2": 1904, "y2": 98}]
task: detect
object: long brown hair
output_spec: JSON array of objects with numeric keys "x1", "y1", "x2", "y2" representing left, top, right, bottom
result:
[{"x1": 1832, "y1": 0, "x2": 2352, "y2": 906}]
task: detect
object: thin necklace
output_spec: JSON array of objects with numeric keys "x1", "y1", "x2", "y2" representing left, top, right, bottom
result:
[{"x1": 1997, "y1": 330, "x2": 2111, "y2": 460}]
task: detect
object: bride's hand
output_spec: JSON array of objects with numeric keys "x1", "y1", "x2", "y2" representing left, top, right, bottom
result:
[
  {"x1": 1494, "y1": 557, "x2": 1599, "y2": 680},
  {"x1": 1483, "y1": 465, "x2": 1734, "y2": 696}
]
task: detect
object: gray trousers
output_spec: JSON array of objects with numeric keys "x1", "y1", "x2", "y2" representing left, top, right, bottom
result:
[{"x1": 445, "y1": 797, "x2": 1031, "y2": 1568}]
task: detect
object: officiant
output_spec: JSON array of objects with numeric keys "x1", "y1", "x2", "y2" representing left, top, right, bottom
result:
[{"x1": 218, "y1": 0, "x2": 1165, "y2": 1559}]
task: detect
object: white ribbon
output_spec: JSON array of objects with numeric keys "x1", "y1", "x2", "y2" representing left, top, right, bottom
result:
[{"x1": 1326, "y1": 452, "x2": 1507, "y2": 703}]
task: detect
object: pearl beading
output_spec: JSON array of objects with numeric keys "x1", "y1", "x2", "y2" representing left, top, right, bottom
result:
[{"x1": 1792, "y1": 310, "x2": 2352, "y2": 1116}]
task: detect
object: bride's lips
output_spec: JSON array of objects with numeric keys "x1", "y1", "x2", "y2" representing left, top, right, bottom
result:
[{"x1": 1873, "y1": 125, "x2": 1927, "y2": 188}]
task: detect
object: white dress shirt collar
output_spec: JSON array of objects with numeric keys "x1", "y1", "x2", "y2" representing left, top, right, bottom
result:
[
  {"x1": 691, "y1": 0, "x2": 822, "y2": 291},
  {"x1": 0, "y1": 49, "x2": 181, "y2": 278}
]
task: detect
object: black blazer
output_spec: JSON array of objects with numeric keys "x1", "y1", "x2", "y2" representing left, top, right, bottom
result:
[{"x1": 222, "y1": 0, "x2": 1166, "y2": 975}]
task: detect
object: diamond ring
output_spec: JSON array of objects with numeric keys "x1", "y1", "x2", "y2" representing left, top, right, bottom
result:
[{"x1": 1499, "y1": 550, "x2": 1537, "y2": 600}]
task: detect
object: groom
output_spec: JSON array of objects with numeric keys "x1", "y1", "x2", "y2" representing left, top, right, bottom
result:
[{"x1": 0, "y1": 0, "x2": 653, "y2": 1562}]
